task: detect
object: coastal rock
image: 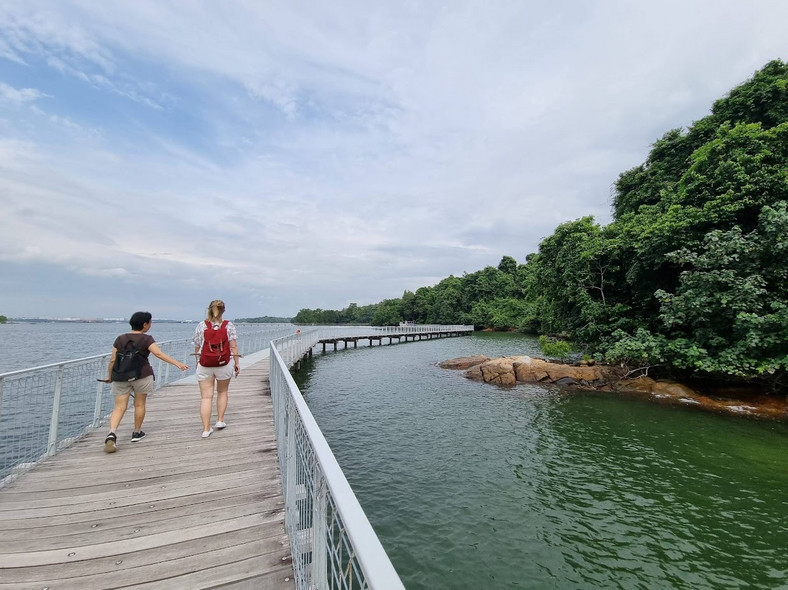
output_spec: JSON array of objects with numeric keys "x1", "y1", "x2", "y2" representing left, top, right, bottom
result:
[
  {"x1": 512, "y1": 357, "x2": 550, "y2": 382},
  {"x1": 462, "y1": 355, "x2": 614, "y2": 388},
  {"x1": 513, "y1": 356, "x2": 615, "y2": 385},
  {"x1": 652, "y1": 380, "x2": 698, "y2": 398},
  {"x1": 446, "y1": 354, "x2": 788, "y2": 422},
  {"x1": 615, "y1": 376, "x2": 656, "y2": 393},
  {"x1": 465, "y1": 356, "x2": 520, "y2": 387},
  {"x1": 439, "y1": 355, "x2": 489, "y2": 370}
]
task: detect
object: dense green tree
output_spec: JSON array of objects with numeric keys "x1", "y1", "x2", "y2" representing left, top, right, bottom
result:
[
  {"x1": 653, "y1": 202, "x2": 788, "y2": 377},
  {"x1": 429, "y1": 276, "x2": 465, "y2": 324},
  {"x1": 497, "y1": 255, "x2": 517, "y2": 275},
  {"x1": 400, "y1": 290, "x2": 418, "y2": 322},
  {"x1": 526, "y1": 216, "x2": 611, "y2": 340},
  {"x1": 371, "y1": 299, "x2": 403, "y2": 326}
]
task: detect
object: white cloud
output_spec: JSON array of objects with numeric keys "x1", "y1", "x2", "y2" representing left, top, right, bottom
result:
[
  {"x1": 0, "y1": 0, "x2": 787, "y2": 318},
  {"x1": 0, "y1": 82, "x2": 44, "y2": 104}
]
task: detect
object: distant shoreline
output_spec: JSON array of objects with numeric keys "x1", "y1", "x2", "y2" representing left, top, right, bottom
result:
[{"x1": 6, "y1": 318, "x2": 197, "y2": 324}]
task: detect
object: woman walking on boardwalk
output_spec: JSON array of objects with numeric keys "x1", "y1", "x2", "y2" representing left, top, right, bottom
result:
[
  {"x1": 102, "y1": 311, "x2": 189, "y2": 453},
  {"x1": 193, "y1": 300, "x2": 240, "y2": 438}
]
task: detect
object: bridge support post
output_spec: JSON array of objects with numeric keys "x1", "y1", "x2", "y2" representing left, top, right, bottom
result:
[{"x1": 46, "y1": 365, "x2": 65, "y2": 457}]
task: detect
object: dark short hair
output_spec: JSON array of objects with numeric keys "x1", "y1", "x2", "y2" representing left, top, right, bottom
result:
[{"x1": 129, "y1": 311, "x2": 152, "y2": 331}]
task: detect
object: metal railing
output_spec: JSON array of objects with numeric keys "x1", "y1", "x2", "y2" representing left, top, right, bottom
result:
[
  {"x1": 311, "y1": 324, "x2": 471, "y2": 341},
  {"x1": 270, "y1": 332, "x2": 405, "y2": 590},
  {"x1": 0, "y1": 324, "x2": 295, "y2": 485},
  {"x1": 268, "y1": 325, "x2": 472, "y2": 589}
]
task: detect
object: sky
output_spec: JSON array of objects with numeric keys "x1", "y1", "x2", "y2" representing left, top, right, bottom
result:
[{"x1": 1, "y1": 1, "x2": 787, "y2": 321}]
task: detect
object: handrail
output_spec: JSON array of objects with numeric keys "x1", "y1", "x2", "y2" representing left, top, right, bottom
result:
[
  {"x1": 268, "y1": 324, "x2": 472, "y2": 589},
  {"x1": 270, "y1": 334, "x2": 405, "y2": 589}
]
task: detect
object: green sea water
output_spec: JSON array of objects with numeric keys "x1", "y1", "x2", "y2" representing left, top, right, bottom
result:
[{"x1": 296, "y1": 332, "x2": 788, "y2": 590}]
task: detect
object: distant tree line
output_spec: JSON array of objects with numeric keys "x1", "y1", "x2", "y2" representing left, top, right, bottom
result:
[
  {"x1": 236, "y1": 315, "x2": 294, "y2": 323},
  {"x1": 0, "y1": 315, "x2": 7, "y2": 324},
  {"x1": 295, "y1": 60, "x2": 788, "y2": 390}
]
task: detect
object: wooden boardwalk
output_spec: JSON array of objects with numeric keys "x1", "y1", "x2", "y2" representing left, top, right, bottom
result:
[{"x1": 0, "y1": 357, "x2": 295, "y2": 589}]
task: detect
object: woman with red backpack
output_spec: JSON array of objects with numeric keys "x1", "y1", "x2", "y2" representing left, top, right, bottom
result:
[{"x1": 192, "y1": 300, "x2": 240, "y2": 438}]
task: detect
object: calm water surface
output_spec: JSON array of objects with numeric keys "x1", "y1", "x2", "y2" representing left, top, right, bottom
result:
[
  {"x1": 295, "y1": 332, "x2": 788, "y2": 590},
  {"x1": 0, "y1": 321, "x2": 202, "y2": 374}
]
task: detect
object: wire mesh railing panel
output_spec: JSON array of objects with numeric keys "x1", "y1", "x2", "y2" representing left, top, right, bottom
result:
[
  {"x1": 326, "y1": 495, "x2": 366, "y2": 590},
  {"x1": 0, "y1": 355, "x2": 111, "y2": 483}
]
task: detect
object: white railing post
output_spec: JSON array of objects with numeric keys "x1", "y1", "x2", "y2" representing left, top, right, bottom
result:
[
  {"x1": 46, "y1": 364, "x2": 65, "y2": 457},
  {"x1": 93, "y1": 380, "x2": 105, "y2": 428},
  {"x1": 156, "y1": 358, "x2": 165, "y2": 391},
  {"x1": 284, "y1": 398, "x2": 301, "y2": 581},
  {"x1": 312, "y1": 470, "x2": 328, "y2": 589}
]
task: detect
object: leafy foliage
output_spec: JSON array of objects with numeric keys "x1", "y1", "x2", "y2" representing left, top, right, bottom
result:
[
  {"x1": 235, "y1": 315, "x2": 294, "y2": 323},
  {"x1": 538, "y1": 335, "x2": 573, "y2": 361}
]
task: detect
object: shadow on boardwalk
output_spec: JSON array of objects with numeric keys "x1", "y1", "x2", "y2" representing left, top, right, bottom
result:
[{"x1": 0, "y1": 358, "x2": 295, "y2": 589}]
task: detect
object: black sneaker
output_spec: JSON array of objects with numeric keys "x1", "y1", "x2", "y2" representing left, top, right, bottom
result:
[
  {"x1": 104, "y1": 432, "x2": 117, "y2": 453},
  {"x1": 131, "y1": 431, "x2": 146, "y2": 443}
]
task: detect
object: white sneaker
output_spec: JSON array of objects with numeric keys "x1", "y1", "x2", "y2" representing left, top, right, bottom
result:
[
  {"x1": 201, "y1": 428, "x2": 213, "y2": 438},
  {"x1": 215, "y1": 421, "x2": 227, "y2": 429}
]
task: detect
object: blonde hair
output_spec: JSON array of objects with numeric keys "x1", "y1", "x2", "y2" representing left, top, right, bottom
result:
[{"x1": 206, "y1": 300, "x2": 226, "y2": 322}]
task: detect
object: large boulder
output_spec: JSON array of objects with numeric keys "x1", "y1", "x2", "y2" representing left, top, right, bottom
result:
[
  {"x1": 615, "y1": 376, "x2": 657, "y2": 394},
  {"x1": 513, "y1": 356, "x2": 615, "y2": 386},
  {"x1": 461, "y1": 355, "x2": 616, "y2": 388},
  {"x1": 512, "y1": 357, "x2": 550, "y2": 382},
  {"x1": 465, "y1": 356, "x2": 523, "y2": 387},
  {"x1": 439, "y1": 355, "x2": 489, "y2": 370},
  {"x1": 652, "y1": 380, "x2": 699, "y2": 399}
]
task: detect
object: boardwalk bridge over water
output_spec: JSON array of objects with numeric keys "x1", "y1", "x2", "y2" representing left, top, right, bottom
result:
[{"x1": 0, "y1": 324, "x2": 472, "y2": 589}]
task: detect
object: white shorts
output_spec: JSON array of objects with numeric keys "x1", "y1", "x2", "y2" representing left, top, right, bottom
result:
[{"x1": 196, "y1": 363, "x2": 234, "y2": 381}]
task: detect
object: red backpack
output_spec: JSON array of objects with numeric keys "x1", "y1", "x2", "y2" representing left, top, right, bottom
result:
[{"x1": 199, "y1": 320, "x2": 231, "y2": 367}]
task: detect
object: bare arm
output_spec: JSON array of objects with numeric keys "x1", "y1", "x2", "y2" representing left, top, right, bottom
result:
[
  {"x1": 149, "y1": 343, "x2": 189, "y2": 371},
  {"x1": 231, "y1": 340, "x2": 240, "y2": 374}
]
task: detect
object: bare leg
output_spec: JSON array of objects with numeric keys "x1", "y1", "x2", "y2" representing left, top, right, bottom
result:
[
  {"x1": 216, "y1": 379, "x2": 230, "y2": 423},
  {"x1": 199, "y1": 378, "x2": 216, "y2": 431},
  {"x1": 109, "y1": 394, "x2": 131, "y2": 431},
  {"x1": 133, "y1": 394, "x2": 147, "y2": 431}
]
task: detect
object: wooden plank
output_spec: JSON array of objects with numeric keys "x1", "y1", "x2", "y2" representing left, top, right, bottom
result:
[
  {"x1": 0, "y1": 483, "x2": 272, "y2": 530},
  {"x1": 0, "y1": 536, "x2": 293, "y2": 589},
  {"x1": 0, "y1": 358, "x2": 295, "y2": 588},
  {"x1": 0, "y1": 494, "x2": 283, "y2": 551},
  {"x1": 0, "y1": 490, "x2": 280, "y2": 540},
  {"x1": 0, "y1": 526, "x2": 283, "y2": 583}
]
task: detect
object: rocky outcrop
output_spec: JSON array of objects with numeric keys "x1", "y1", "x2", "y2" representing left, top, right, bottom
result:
[
  {"x1": 462, "y1": 355, "x2": 619, "y2": 388},
  {"x1": 443, "y1": 355, "x2": 788, "y2": 422},
  {"x1": 438, "y1": 355, "x2": 489, "y2": 370}
]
